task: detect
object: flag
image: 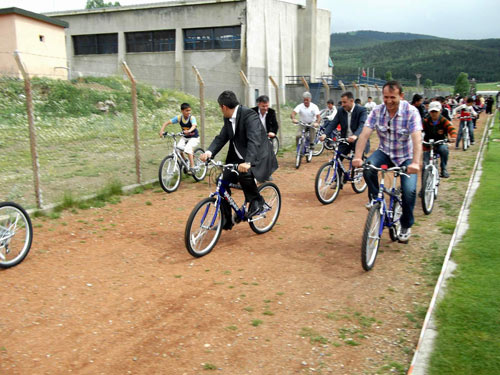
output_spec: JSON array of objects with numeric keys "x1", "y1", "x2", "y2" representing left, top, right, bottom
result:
[{"x1": 362, "y1": 69, "x2": 367, "y2": 77}]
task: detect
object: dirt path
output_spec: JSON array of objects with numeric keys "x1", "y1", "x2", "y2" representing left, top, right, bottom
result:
[{"x1": 0, "y1": 116, "x2": 487, "y2": 374}]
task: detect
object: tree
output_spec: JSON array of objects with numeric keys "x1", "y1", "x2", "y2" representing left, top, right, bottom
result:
[
  {"x1": 385, "y1": 71, "x2": 393, "y2": 81},
  {"x1": 86, "y1": 0, "x2": 121, "y2": 9},
  {"x1": 424, "y1": 79, "x2": 433, "y2": 89},
  {"x1": 454, "y1": 72, "x2": 469, "y2": 96}
]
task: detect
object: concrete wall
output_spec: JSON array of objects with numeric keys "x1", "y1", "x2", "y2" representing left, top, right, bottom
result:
[
  {"x1": 54, "y1": 1, "x2": 246, "y2": 98},
  {"x1": 0, "y1": 13, "x2": 67, "y2": 79},
  {"x1": 0, "y1": 14, "x2": 18, "y2": 76}
]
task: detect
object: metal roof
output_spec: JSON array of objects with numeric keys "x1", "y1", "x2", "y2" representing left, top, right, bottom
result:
[{"x1": 0, "y1": 7, "x2": 68, "y2": 28}]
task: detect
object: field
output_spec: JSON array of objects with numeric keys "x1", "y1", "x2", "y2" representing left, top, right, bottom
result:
[{"x1": 0, "y1": 115, "x2": 488, "y2": 374}]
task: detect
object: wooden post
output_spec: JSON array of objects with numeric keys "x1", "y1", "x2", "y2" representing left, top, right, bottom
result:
[
  {"x1": 14, "y1": 51, "x2": 43, "y2": 208},
  {"x1": 321, "y1": 78, "x2": 330, "y2": 104},
  {"x1": 121, "y1": 61, "x2": 141, "y2": 184},
  {"x1": 301, "y1": 76, "x2": 310, "y2": 91},
  {"x1": 239, "y1": 70, "x2": 250, "y2": 107},
  {"x1": 268, "y1": 75, "x2": 282, "y2": 145},
  {"x1": 338, "y1": 80, "x2": 346, "y2": 92},
  {"x1": 192, "y1": 65, "x2": 206, "y2": 149}
]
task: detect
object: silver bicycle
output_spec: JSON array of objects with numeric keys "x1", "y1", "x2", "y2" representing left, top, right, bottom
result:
[
  {"x1": 159, "y1": 132, "x2": 208, "y2": 193},
  {"x1": 421, "y1": 139, "x2": 447, "y2": 215},
  {"x1": 0, "y1": 202, "x2": 33, "y2": 268}
]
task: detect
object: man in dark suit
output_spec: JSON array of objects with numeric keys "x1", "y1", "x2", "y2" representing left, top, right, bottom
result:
[
  {"x1": 200, "y1": 91, "x2": 278, "y2": 218},
  {"x1": 320, "y1": 91, "x2": 368, "y2": 159},
  {"x1": 251, "y1": 95, "x2": 279, "y2": 138}
]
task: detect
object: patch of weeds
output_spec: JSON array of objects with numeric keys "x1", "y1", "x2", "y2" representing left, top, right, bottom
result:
[
  {"x1": 48, "y1": 211, "x2": 61, "y2": 220},
  {"x1": 202, "y1": 363, "x2": 217, "y2": 370},
  {"x1": 262, "y1": 310, "x2": 274, "y2": 316},
  {"x1": 223, "y1": 270, "x2": 231, "y2": 275},
  {"x1": 32, "y1": 210, "x2": 46, "y2": 218},
  {"x1": 300, "y1": 327, "x2": 329, "y2": 345},
  {"x1": 226, "y1": 325, "x2": 238, "y2": 331},
  {"x1": 263, "y1": 299, "x2": 272, "y2": 303},
  {"x1": 228, "y1": 285, "x2": 234, "y2": 289},
  {"x1": 377, "y1": 360, "x2": 407, "y2": 374},
  {"x1": 322, "y1": 226, "x2": 331, "y2": 230},
  {"x1": 61, "y1": 190, "x2": 77, "y2": 209},
  {"x1": 240, "y1": 294, "x2": 246, "y2": 298},
  {"x1": 174, "y1": 275, "x2": 182, "y2": 278},
  {"x1": 242, "y1": 282, "x2": 249, "y2": 285},
  {"x1": 437, "y1": 219, "x2": 456, "y2": 234},
  {"x1": 354, "y1": 312, "x2": 376, "y2": 328},
  {"x1": 251, "y1": 282, "x2": 259, "y2": 286},
  {"x1": 243, "y1": 306, "x2": 254, "y2": 313},
  {"x1": 303, "y1": 225, "x2": 313, "y2": 229},
  {"x1": 276, "y1": 292, "x2": 284, "y2": 296},
  {"x1": 33, "y1": 223, "x2": 43, "y2": 228},
  {"x1": 251, "y1": 319, "x2": 263, "y2": 327},
  {"x1": 145, "y1": 201, "x2": 152, "y2": 206}
]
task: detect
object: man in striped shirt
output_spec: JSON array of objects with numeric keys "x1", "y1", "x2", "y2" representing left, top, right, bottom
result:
[{"x1": 353, "y1": 81, "x2": 422, "y2": 243}]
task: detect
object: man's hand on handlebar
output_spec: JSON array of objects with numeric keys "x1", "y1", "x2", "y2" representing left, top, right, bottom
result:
[
  {"x1": 407, "y1": 162, "x2": 420, "y2": 174},
  {"x1": 348, "y1": 135, "x2": 357, "y2": 143},
  {"x1": 352, "y1": 158, "x2": 363, "y2": 168},
  {"x1": 319, "y1": 134, "x2": 326, "y2": 142},
  {"x1": 238, "y1": 163, "x2": 251, "y2": 173},
  {"x1": 199, "y1": 152, "x2": 210, "y2": 162}
]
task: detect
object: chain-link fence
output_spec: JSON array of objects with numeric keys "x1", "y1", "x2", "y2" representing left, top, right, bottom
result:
[{"x1": 1, "y1": 51, "x2": 303, "y2": 209}]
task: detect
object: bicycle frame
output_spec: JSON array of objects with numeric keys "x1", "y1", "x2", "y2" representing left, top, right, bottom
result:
[
  {"x1": 326, "y1": 138, "x2": 359, "y2": 182},
  {"x1": 164, "y1": 132, "x2": 191, "y2": 170},
  {"x1": 296, "y1": 122, "x2": 314, "y2": 155}
]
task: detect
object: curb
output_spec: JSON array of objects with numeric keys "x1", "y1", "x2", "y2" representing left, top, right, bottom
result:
[{"x1": 408, "y1": 113, "x2": 496, "y2": 375}]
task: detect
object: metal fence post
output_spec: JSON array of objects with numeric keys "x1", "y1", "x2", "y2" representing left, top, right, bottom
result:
[
  {"x1": 321, "y1": 78, "x2": 330, "y2": 104},
  {"x1": 121, "y1": 60, "x2": 141, "y2": 184},
  {"x1": 14, "y1": 51, "x2": 43, "y2": 208},
  {"x1": 239, "y1": 71, "x2": 250, "y2": 107},
  {"x1": 192, "y1": 66, "x2": 206, "y2": 149},
  {"x1": 268, "y1": 75, "x2": 282, "y2": 146}
]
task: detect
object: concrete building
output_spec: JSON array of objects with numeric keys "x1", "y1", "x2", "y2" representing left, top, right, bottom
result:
[
  {"x1": 0, "y1": 7, "x2": 68, "y2": 79},
  {"x1": 47, "y1": 0, "x2": 331, "y2": 103}
]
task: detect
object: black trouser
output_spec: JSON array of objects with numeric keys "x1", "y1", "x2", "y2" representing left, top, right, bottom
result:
[{"x1": 223, "y1": 169, "x2": 263, "y2": 206}]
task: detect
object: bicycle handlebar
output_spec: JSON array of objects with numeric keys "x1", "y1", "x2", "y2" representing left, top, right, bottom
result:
[
  {"x1": 296, "y1": 121, "x2": 316, "y2": 128},
  {"x1": 363, "y1": 162, "x2": 408, "y2": 176},
  {"x1": 162, "y1": 131, "x2": 184, "y2": 138},
  {"x1": 422, "y1": 139, "x2": 448, "y2": 146}
]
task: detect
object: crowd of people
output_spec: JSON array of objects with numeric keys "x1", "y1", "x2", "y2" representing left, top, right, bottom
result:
[{"x1": 160, "y1": 82, "x2": 497, "y2": 246}]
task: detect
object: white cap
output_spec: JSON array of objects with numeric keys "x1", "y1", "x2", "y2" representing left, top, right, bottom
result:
[{"x1": 428, "y1": 101, "x2": 442, "y2": 112}]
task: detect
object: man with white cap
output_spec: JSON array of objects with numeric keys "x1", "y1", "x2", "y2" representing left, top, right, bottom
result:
[{"x1": 422, "y1": 101, "x2": 456, "y2": 178}]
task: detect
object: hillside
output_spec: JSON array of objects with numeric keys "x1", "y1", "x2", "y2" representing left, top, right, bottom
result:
[
  {"x1": 331, "y1": 30, "x2": 440, "y2": 50},
  {"x1": 330, "y1": 33, "x2": 500, "y2": 84}
]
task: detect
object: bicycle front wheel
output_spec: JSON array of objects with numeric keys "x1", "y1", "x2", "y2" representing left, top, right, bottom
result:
[
  {"x1": 315, "y1": 162, "x2": 340, "y2": 204},
  {"x1": 271, "y1": 137, "x2": 279, "y2": 155},
  {"x1": 249, "y1": 182, "x2": 281, "y2": 234},
  {"x1": 361, "y1": 203, "x2": 382, "y2": 271},
  {"x1": 312, "y1": 140, "x2": 324, "y2": 156},
  {"x1": 185, "y1": 197, "x2": 222, "y2": 257},
  {"x1": 295, "y1": 140, "x2": 302, "y2": 169},
  {"x1": 192, "y1": 148, "x2": 208, "y2": 182},
  {"x1": 159, "y1": 155, "x2": 181, "y2": 193},
  {"x1": 0, "y1": 202, "x2": 33, "y2": 268},
  {"x1": 462, "y1": 126, "x2": 469, "y2": 151},
  {"x1": 421, "y1": 168, "x2": 435, "y2": 215}
]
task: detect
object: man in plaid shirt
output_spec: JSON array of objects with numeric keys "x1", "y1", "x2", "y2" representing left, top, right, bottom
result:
[{"x1": 353, "y1": 81, "x2": 422, "y2": 243}]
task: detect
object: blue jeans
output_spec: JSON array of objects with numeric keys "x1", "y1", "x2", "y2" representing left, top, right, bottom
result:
[
  {"x1": 364, "y1": 150, "x2": 418, "y2": 228},
  {"x1": 456, "y1": 120, "x2": 474, "y2": 146}
]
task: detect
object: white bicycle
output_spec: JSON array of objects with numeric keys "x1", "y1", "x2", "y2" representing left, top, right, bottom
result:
[{"x1": 0, "y1": 202, "x2": 33, "y2": 268}]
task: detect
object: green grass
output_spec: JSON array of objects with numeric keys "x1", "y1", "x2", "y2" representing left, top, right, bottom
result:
[
  {"x1": 428, "y1": 118, "x2": 500, "y2": 374},
  {"x1": 476, "y1": 82, "x2": 500, "y2": 91}
]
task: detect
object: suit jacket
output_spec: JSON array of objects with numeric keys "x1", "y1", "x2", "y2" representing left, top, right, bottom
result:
[
  {"x1": 208, "y1": 106, "x2": 278, "y2": 182},
  {"x1": 251, "y1": 106, "x2": 279, "y2": 134},
  {"x1": 324, "y1": 104, "x2": 367, "y2": 139}
]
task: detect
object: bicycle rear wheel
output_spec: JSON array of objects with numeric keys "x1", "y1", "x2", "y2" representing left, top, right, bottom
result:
[
  {"x1": 421, "y1": 168, "x2": 435, "y2": 215},
  {"x1": 159, "y1": 155, "x2": 181, "y2": 193},
  {"x1": 185, "y1": 197, "x2": 222, "y2": 257},
  {"x1": 361, "y1": 203, "x2": 382, "y2": 271},
  {"x1": 0, "y1": 202, "x2": 33, "y2": 268},
  {"x1": 249, "y1": 183, "x2": 281, "y2": 234},
  {"x1": 315, "y1": 162, "x2": 340, "y2": 204},
  {"x1": 192, "y1": 148, "x2": 208, "y2": 182}
]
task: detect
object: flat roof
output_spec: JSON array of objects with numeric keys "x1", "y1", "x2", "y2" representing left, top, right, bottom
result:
[
  {"x1": 46, "y1": 0, "x2": 244, "y2": 17},
  {"x1": 0, "y1": 7, "x2": 68, "y2": 28}
]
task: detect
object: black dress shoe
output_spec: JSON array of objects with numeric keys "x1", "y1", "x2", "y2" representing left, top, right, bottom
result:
[{"x1": 247, "y1": 201, "x2": 263, "y2": 218}]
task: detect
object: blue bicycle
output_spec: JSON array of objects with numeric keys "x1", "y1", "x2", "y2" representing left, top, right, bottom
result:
[
  {"x1": 184, "y1": 161, "x2": 281, "y2": 257},
  {"x1": 295, "y1": 121, "x2": 315, "y2": 169},
  {"x1": 361, "y1": 163, "x2": 408, "y2": 271},
  {"x1": 314, "y1": 137, "x2": 366, "y2": 204}
]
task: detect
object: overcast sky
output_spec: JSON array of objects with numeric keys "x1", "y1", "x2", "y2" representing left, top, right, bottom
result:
[{"x1": 2, "y1": 0, "x2": 499, "y2": 40}]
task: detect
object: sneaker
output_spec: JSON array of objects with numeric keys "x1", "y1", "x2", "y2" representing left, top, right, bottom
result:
[
  {"x1": 398, "y1": 227, "x2": 411, "y2": 242},
  {"x1": 441, "y1": 169, "x2": 450, "y2": 178},
  {"x1": 365, "y1": 202, "x2": 372, "y2": 210}
]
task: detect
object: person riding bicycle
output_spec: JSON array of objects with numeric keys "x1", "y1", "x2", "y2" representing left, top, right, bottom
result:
[
  {"x1": 452, "y1": 97, "x2": 477, "y2": 147},
  {"x1": 252, "y1": 95, "x2": 279, "y2": 139},
  {"x1": 320, "y1": 91, "x2": 368, "y2": 165},
  {"x1": 320, "y1": 99, "x2": 338, "y2": 126},
  {"x1": 353, "y1": 80, "x2": 422, "y2": 243},
  {"x1": 159, "y1": 102, "x2": 200, "y2": 173},
  {"x1": 422, "y1": 101, "x2": 456, "y2": 178},
  {"x1": 200, "y1": 91, "x2": 278, "y2": 223},
  {"x1": 291, "y1": 91, "x2": 321, "y2": 150}
]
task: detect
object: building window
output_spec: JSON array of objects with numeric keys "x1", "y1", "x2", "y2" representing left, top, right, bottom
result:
[
  {"x1": 73, "y1": 33, "x2": 118, "y2": 55},
  {"x1": 184, "y1": 26, "x2": 241, "y2": 51},
  {"x1": 125, "y1": 30, "x2": 175, "y2": 53},
  {"x1": 39, "y1": 35, "x2": 45, "y2": 42}
]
